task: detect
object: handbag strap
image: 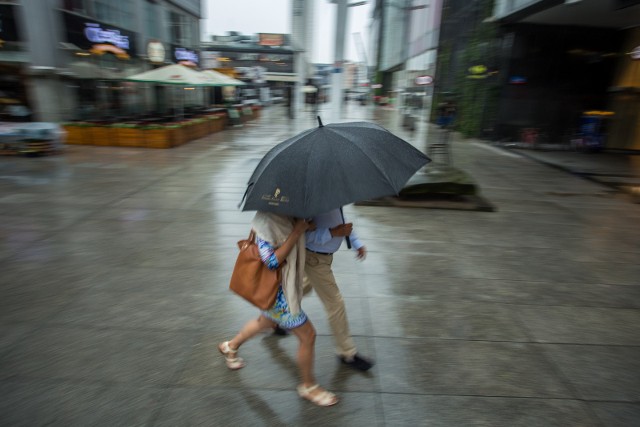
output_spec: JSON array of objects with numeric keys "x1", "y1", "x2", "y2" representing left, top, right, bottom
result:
[{"x1": 248, "y1": 229, "x2": 256, "y2": 242}]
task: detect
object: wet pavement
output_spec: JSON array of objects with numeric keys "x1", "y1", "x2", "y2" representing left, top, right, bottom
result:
[
  {"x1": 492, "y1": 144, "x2": 640, "y2": 204},
  {"x1": 1, "y1": 103, "x2": 639, "y2": 426}
]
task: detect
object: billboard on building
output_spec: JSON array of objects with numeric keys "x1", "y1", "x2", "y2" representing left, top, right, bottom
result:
[
  {"x1": 62, "y1": 11, "x2": 138, "y2": 58},
  {"x1": 259, "y1": 33, "x2": 284, "y2": 47}
]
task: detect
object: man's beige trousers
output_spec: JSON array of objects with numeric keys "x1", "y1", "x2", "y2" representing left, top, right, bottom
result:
[{"x1": 304, "y1": 250, "x2": 357, "y2": 358}]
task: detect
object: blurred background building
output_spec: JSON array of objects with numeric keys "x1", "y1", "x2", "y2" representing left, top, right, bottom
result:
[
  {"x1": 200, "y1": 32, "x2": 297, "y2": 106},
  {"x1": 1, "y1": 0, "x2": 202, "y2": 122},
  {"x1": 371, "y1": 0, "x2": 442, "y2": 110},
  {"x1": 2, "y1": 0, "x2": 638, "y2": 151},
  {"x1": 429, "y1": 0, "x2": 640, "y2": 150},
  {"x1": 368, "y1": 0, "x2": 639, "y2": 151},
  {"x1": 489, "y1": 0, "x2": 640, "y2": 151}
]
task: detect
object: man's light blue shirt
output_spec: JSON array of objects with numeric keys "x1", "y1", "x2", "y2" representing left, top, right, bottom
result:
[{"x1": 305, "y1": 209, "x2": 363, "y2": 254}]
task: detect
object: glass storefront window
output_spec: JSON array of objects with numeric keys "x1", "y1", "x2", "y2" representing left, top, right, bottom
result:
[
  {"x1": 145, "y1": 1, "x2": 160, "y2": 39},
  {"x1": 168, "y1": 12, "x2": 197, "y2": 47},
  {"x1": 95, "y1": 0, "x2": 133, "y2": 30},
  {"x1": 62, "y1": 0, "x2": 86, "y2": 14}
]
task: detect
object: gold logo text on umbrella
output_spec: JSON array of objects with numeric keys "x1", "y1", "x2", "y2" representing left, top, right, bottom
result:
[{"x1": 261, "y1": 187, "x2": 289, "y2": 206}]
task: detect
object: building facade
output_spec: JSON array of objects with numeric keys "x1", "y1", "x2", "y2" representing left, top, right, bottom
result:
[
  {"x1": 371, "y1": 0, "x2": 442, "y2": 111},
  {"x1": 491, "y1": 0, "x2": 640, "y2": 149},
  {"x1": 1, "y1": 0, "x2": 201, "y2": 122}
]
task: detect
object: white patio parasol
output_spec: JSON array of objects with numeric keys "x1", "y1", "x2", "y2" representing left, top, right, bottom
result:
[
  {"x1": 201, "y1": 70, "x2": 246, "y2": 86},
  {"x1": 125, "y1": 63, "x2": 210, "y2": 86},
  {"x1": 125, "y1": 64, "x2": 213, "y2": 118}
]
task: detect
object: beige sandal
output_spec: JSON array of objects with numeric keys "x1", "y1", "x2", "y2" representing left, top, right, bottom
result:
[
  {"x1": 218, "y1": 341, "x2": 245, "y2": 370},
  {"x1": 297, "y1": 384, "x2": 339, "y2": 407}
]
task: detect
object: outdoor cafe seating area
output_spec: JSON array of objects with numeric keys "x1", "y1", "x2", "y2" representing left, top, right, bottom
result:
[
  {"x1": 1, "y1": 64, "x2": 258, "y2": 153},
  {"x1": 61, "y1": 64, "x2": 257, "y2": 149},
  {"x1": 62, "y1": 103, "x2": 261, "y2": 149}
]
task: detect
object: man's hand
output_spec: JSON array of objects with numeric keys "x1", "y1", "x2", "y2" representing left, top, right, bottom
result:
[
  {"x1": 330, "y1": 223, "x2": 353, "y2": 237},
  {"x1": 356, "y1": 246, "x2": 367, "y2": 261}
]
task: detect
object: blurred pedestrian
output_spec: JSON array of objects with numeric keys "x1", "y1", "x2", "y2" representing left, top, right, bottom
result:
[
  {"x1": 437, "y1": 100, "x2": 456, "y2": 128},
  {"x1": 301, "y1": 207, "x2": 375, "y2": 371},
  {"x1": 219, "y1": 211, "x2": 338, "y2": 407}
]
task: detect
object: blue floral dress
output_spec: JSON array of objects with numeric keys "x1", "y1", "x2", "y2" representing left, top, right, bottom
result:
[{"x1": 257, "y1": 237, "x2": 308, "y2": 329}]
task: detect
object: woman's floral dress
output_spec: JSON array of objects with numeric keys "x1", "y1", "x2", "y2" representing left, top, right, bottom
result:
[{"x1": 258, "y1": 237, "x2": 308, "y2": 329}]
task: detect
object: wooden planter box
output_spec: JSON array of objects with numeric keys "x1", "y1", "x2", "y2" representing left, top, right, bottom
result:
[
  {"x1": 117, "y1": 127, "x2": 145, "y2": 147},
  {"x1": 208, "y1": 117, "x2": 224, "y2": 133},
  {"x1": 180, "y1": 123, "x2": 193, "y2": 142},
  {"x1": 168, "y1": 127, "x2": 186, "y2": 147},
  {"x1": 90, "y1": 126, "x2": 117, "y2": 146},
  {"x1": 211, "y1": 113, "x2": 228, "y2": 130},
  {"x1": 145, "y1": 129, "x2": 172, "y2": 149},
  {"x1": 63, "y1": 125, "x2": 87, "y2": 145},
  {"x1": 193, "y1": 122, "x2": 208, "y2": 140}
]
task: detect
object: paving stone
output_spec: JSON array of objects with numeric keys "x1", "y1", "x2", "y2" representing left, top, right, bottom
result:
[
  {"x1": 544, "y1": 344, "x2": 640, "y2": 401},
  {"x1": 0, "y1": 106, "x2": 638, "y2": 425},
  {"x1": 381, "y1": 394, "x2": 598, "y2": 427}
]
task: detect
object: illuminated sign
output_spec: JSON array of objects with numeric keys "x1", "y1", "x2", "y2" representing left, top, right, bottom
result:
[
  {"x1": 63, "y1": 12, "x2": 137, "y2": 57},
  {"x1": 84, "y1": 23, "x2": 129, "y2": 50},
  {"x1": 469, "y1": 65, "x2": 487, "y2": 74},
  {"x1": 174, "y1": 47, "x2": 199, "y2": 65},
  {"x1": 468, "y1": 64, "x2": 489, "y2": 79},
  {"x1": 509, "y1": 76, "x2": 527, "y2": 84},
  {"x1": 415, "y1": 75, "x2": 433, "y2": 85}
]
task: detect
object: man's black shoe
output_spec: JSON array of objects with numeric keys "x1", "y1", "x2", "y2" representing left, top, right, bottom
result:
[
  {"x1": 339, "y1": 354, "x2": 374, "y2": 371},
  {"x1": 273, "y1": 326, "x2": 289, "y2": 336}
]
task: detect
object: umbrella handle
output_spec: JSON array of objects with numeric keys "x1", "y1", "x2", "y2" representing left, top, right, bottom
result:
[{"x1": 339, "y1": 207, "x2": 352, "y2": 249}]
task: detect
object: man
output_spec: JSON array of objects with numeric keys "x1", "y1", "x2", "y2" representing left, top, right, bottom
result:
[{"x1": 302, "y1": 207, "x2": 374, "y2": 371}]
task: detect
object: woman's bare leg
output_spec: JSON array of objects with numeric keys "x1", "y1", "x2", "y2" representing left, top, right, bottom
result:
[
  {"x1": 227, "y1": 315, "x2": 275, "y2": 350},
  {"x1": 289, "y1": 320, "x2": 317, "y2": 386},
  {"x1": 290, "y1": 320, "x2": 338, "y2": 405}
]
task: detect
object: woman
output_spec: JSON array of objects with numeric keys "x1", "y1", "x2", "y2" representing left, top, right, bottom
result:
[{"x1": 219, "y1": 211, "x2": 338, "y2": 407}]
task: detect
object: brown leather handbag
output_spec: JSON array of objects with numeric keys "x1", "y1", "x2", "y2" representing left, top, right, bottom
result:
[{"x1": 229, "y1": 230, "x2": 281, "y2": 310}]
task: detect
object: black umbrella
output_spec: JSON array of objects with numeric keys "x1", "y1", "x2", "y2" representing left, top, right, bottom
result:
[{"x1": 240, "y1": 117, "x2": 430, "y2": 218}]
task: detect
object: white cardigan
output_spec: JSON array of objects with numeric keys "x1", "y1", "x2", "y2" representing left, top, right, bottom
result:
[{"x1": 251, "y1": 211, "x2": 306, "y2": 314}]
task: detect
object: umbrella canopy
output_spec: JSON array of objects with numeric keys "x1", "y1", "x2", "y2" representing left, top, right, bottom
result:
[
  {"x1": 241, "y1": 118, "x2": 431, "y2": 218},
  {"x1": 124, "y1": 64, "x2": 210, "y2": 86},
  {"x1": 201, "y1": 70, "x2": 246, "y2": 86}
]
